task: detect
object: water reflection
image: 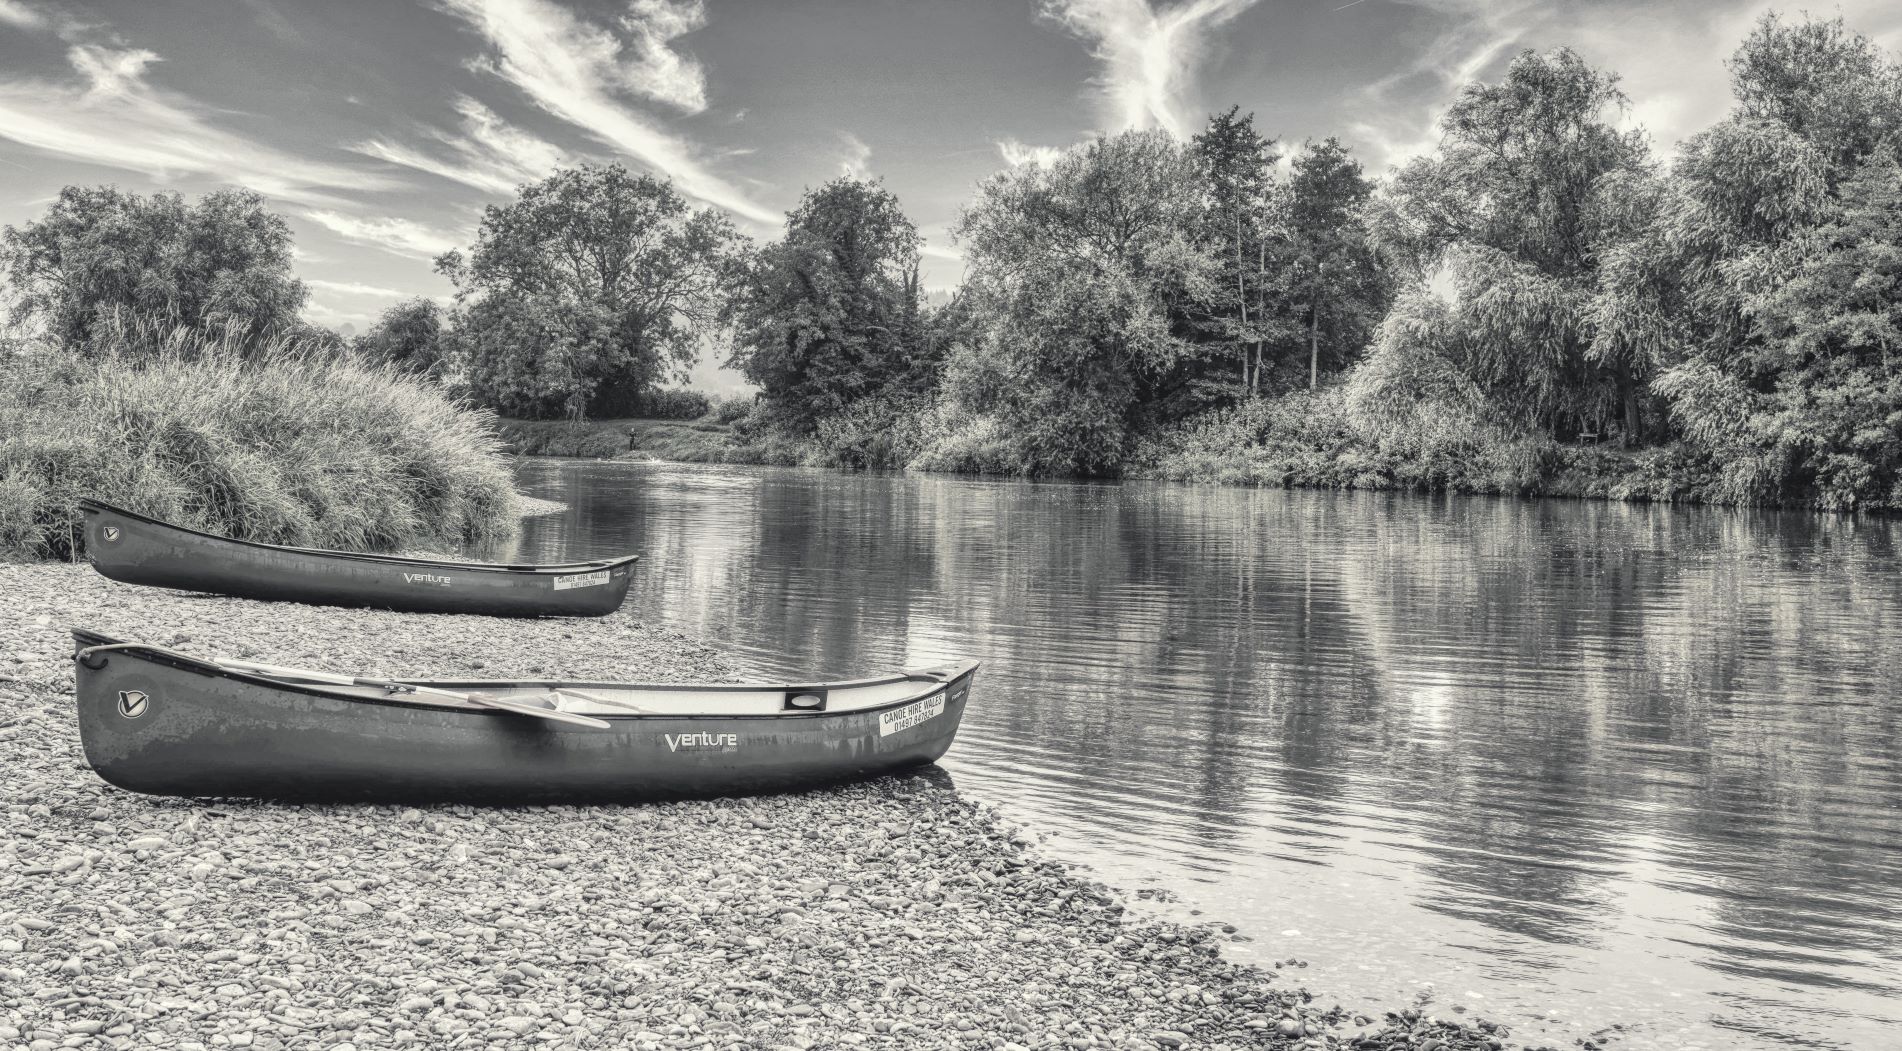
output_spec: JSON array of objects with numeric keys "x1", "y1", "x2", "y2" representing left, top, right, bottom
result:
[{"x1": 499, "y1": 460, "x2": 1902, "y2": 1050}]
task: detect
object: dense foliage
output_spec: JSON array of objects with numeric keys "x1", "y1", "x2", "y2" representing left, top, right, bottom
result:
[
  {"x1": 0, "y1": 187, "x2": 306, "y2": 349},
  {"x1": 438, "y1": 165, "x2": 738, "y2": 420},
  {"x1": 0, "y1": 325, "x2": 516, "y2": 560},
  {"x1": 725, "y1": 177, "x2": 937, "y2": 423},
  {"x1": 354, "y1": 297, "x2": 448, "y2": 376}
]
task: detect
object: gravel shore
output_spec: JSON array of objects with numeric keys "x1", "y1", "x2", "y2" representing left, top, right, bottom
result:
[{"x1": 3, "y1": 564, "x2": 1528, "y2": 1051}]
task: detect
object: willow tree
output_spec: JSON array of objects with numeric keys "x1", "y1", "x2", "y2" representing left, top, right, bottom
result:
[
  {"x1": 1598, "y1": 13, "x2": 1902, "y2": 507},
  {"x1": 1370, "y1": 48, "x2": 1651, "y2": 440}
]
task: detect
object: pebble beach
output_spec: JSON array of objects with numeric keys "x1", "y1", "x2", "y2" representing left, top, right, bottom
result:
[{"x1": 2, "y1": 564, "x2": 1531, "y2": 1051}]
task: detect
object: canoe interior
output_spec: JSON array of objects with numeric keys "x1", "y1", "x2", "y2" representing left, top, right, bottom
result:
[{"x1": 72, "y1": 629, "x2": 977, "y2": 720}]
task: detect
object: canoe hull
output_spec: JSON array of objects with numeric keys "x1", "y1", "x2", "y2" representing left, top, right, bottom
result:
[
  {"x1": 81, "y1": 501, "x2": 634, "y2": 617},
  {"x1": 71, "y1": 632, "x2": 974, "y2": 804}
]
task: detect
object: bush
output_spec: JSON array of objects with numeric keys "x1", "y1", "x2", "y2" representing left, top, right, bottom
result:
[
  {"x1": 635, "y1": 388, "x2": 712, "y2": 421},
  {"x1": 701, "y1": 394, "x2": 754, "y2": 425},
  {"x1": 0, "y1": 330, "x2": 518, "y2": 561}
]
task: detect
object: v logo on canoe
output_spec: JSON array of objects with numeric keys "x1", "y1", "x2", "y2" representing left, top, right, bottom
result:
[
  {"x1": 117, "y1": 690, "x2": 149, "y2": 719},
  {"x1": 102, "y1": 525, "x2": 120, "y2": 543}
]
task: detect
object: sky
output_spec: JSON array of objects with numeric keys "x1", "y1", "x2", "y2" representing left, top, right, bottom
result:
[{"x1": 2, "y1": 0, "x2": 1899, "y2": 390}]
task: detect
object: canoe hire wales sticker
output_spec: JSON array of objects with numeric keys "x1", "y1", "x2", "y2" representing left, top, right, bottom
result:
[
  {"x1": 553, "y1": 570, "x2": 611, "y2": 591},
  {"x1": 117, "y1": 690, "x2": 149, "y2": 719},
  {"x1": 879, "y1": 694, "x2": 945, "y2": 737}
]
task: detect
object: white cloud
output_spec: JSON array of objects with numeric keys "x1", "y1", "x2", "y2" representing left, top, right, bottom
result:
[
  {"x1": 1039, "y1": 0, "x2": 1262, "y2": 138},
  {"x1": 0, "y1": 0, "x2": 46, "y2": 29},
  {"x1": 438, "y1": 0, "x2": 779, "y2": 225},
  {"x1": 997, "y1": 138, "x2": 1063, "y2": 167},
  {"x1": 617, "y1": 0, "x2": 709, "y2": 112},
  {"x1": 1355, "y1": 0, "x2": 1902, "y2": 170},
  {"x1": 837, "y1": 131, "x2": 872, "y2": 179},
  {"x1": 304, "y1": 211, "x2": 460, "y2": 259},
  {"x1": 355, "y1": 96, "x2": 567, "y2": 195},
  {"x1": 0, "y1": 43, "x2": 393, "y2": 207},
  {"x1": 304, "y1": 278, "x2": 419, "y2": 299}
]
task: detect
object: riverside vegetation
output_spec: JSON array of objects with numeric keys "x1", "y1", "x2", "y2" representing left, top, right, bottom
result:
[{"x1": 4, "y1": 12, "x2": 1897, "y2": 516}]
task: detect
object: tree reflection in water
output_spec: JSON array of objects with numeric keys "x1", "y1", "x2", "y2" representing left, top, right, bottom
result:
[{"x1": 503, "y1": 461, "x2": 1902, "y2": 1050}]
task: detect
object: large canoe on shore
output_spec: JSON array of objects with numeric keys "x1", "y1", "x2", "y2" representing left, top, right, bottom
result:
[
  {"x1": 70, "y1": 630, "x2": 977, "y2": 803},
  {"x1": 79, "y1": 499, "x2": 637, "y2": 617}
]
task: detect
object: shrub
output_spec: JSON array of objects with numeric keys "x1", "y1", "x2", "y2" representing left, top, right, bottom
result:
[
  {"x1": 701, "y1": 394, "x2": 754, "y2": 425},
  {"x1": 635, "y1": 388, "x2": 712, "y2": 420},
  {"x1": 0, "y1": 330, "x2": 518, "y2": 561}
]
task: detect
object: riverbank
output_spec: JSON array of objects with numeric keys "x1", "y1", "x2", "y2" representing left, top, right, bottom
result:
[{"x1": 1, "y1": 564, "x2": 1535, "y2": 1050}]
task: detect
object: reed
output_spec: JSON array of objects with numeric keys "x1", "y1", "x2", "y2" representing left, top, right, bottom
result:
[{"x1": 0, "y1": 325, "x2": 518, "y2": 560}]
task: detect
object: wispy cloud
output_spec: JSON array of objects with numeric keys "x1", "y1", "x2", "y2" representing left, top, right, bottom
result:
[
  {"x1": 0, "y1": 0, "x2": 47, "y2": 29},
  {"x1": 996, "y1": 138, "x2": 1063, "y2": 168},
  {"x1": 438, "y1": 0, "x2": 779, "y2": 225},
  {"x1": 0, "y1": 42, "x2": 391, "y2": 207},
  {"x1": 1039, "y1": 0, "x2": 1261, "y2": 138},
  {"x1": 617, "y1": 0, "x2": 709, "y2": 112},
  {"x1": 304, "y1": 278, "x2": 420, "y2": 299},
  {"x1": 837, "y1": 131, "x2": 872, "y2": 179},
  {"x1": 1353, "y1": 0, "x2": 1902, "y2": 170},
  {"x1": 304, "y1": 210, "x2": 460, "y2": 259},
  {"x1": 355, "y1": 96, "x2": 566, "y2": 195}
]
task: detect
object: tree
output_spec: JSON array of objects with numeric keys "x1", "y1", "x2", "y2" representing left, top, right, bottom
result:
[
  {"x1": 1286, "y1": 138, "x2": 1387, "y2": 391},
  {"x1": 0, "y1": 186, "x2": 306, "y2": 349},
  {"x1": 1187, "y1": 107, "x2": 1280, "y2": 397},
  {"x1": 1604, "y1": 13, "x2": 1902, "y2": 507},
  {"x1": 356, "y1": 297, "x2": 447, "y2": 376},
  {"x1": 724, "y1": 177, "x2": 931, "y2": 421},
  {"x1": 1371, "y1": 48, "x2": 1652, "y2": 440},
  {"x1": 439, "y1": 165, "x2": 737, "y2": 419},
  {"x1": 953, "y1": 130, "x2": 1215, "y2": 474}
]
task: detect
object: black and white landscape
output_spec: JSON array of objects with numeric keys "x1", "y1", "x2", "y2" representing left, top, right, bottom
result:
[{"x1": 2, "y1": 1, "x2": 1900, "y2": 1050}]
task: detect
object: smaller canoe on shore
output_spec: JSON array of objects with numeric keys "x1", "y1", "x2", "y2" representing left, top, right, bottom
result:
[
  {"x1": 71, "y1": 630, "x2": 977, "y2": 803},
  {"x1": 79, "y1": 499, "x2": 637, "y2": 618}
]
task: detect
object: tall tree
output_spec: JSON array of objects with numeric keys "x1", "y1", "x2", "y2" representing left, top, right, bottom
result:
[
  {"x1": 724, "y1": 177, "x2": 930, "y2": 421},
  {"x1": 1188, "y1": 108, "x2": 1279, "y2": 396},
  {"x1": 439, "y1": 164, "x2": 737, "y2": 419},
  {"x1": 1371, "y1": 48, "x2": 1651, "y2": 439},
  {"x1": 1286, "y1": 138, "x2": 1387, "y2": 390},
  {"x1": 0, "y1": 186, "x2": 306, "y2": 350},
  {"x1": 954, "y1": 130, "x2": 1215, "y2": 474}
]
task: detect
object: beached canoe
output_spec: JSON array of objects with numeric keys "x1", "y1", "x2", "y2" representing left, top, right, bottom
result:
[
  {"x1": 79, "y1": 499, "x2": 637, "y2": 617},
  {"x1": 70, "y1": 630, "x2": 977, "y2": 803}
]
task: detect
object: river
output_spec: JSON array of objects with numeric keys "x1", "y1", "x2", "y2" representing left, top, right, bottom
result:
[{"x1": 497, "y1": 457, "x2": 1902, "y2": 1050}]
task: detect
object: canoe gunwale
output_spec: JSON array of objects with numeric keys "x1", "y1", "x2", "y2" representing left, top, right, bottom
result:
[
  {"x1": 71, "y1": 630, "x2": 978, "y2": 723},
  {"x1": 77, "y1": 499, "x2": 637, "y2": 574}
]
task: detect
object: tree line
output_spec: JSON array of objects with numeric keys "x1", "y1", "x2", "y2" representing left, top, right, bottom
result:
[{"x1": 4, "y1": 12, "x2": 1898, "y2": 509}]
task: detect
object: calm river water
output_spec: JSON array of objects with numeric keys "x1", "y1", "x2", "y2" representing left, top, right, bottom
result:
[{"x1": 498, "y1": 458, "x2": 1902, "y2": 1050}]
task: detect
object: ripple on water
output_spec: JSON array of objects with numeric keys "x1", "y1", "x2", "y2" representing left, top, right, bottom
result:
[{"x1": 499, "y1": 459, "x2": 1902, "y2": 1051}]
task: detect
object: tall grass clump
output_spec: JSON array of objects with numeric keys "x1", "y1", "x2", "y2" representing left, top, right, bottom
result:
[{"x1": 0, "y1": 323, "x2": 518, "y2": 560}]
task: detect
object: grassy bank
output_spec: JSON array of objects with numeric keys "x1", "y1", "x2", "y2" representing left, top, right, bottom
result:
[
  {"x1": 1, "y1": 563, "x2": 1530, "y2": 1051},
  {"x1": 0, "y1": 335, "x2": 518, "y2": 561}
]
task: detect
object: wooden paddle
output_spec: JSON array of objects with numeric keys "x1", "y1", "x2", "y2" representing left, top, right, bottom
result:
[{"x1": 213, "y1": 658, "x2": 612, "y2": 730}]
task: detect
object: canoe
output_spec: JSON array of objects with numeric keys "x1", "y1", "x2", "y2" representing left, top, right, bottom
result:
[
  {"x1": 70, "y1": 629, "x2": 978, "y2": 803},
  {"x1": 79, "y1": 499, "x2": 637, "y2": 617}
]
